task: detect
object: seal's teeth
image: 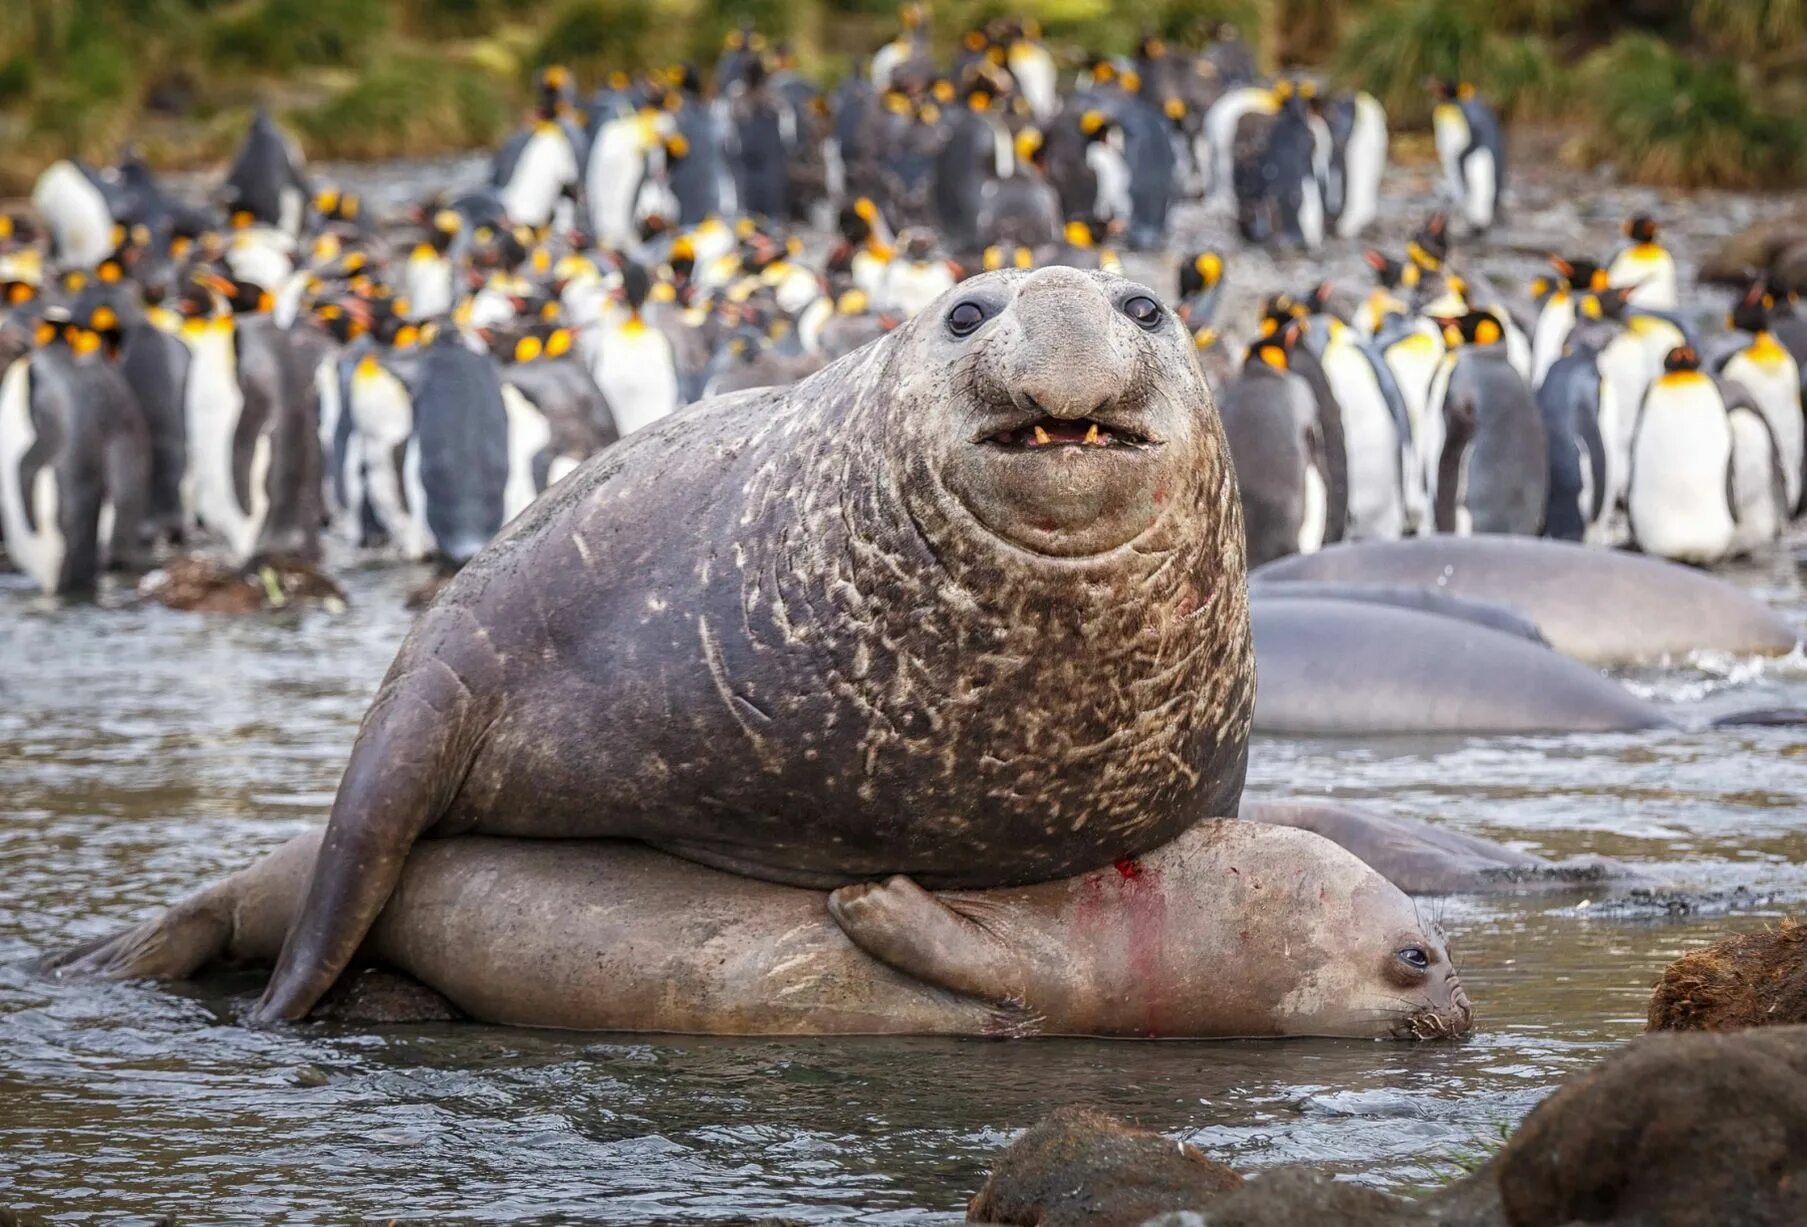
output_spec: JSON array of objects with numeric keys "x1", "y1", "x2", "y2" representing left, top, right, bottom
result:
[
  {"x1": 1083, "y1": 423, "x2": 1101, "y2": 446},
  {"x1": 1032, "y1": 425, "x2": 1051, "y2": 446}
]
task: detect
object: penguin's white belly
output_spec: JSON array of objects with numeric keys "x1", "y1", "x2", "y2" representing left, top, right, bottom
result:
[
  {"x1": 587, "y1": 125, "x2": 650, "y2": 253},
  {"x1": 1422, "y1": 361, "x2": 1457, "y2": 530},
  {"x1": 1597, "y1": 333, "x2": 1653, "y2": 502},
  {"x1": 1724, "y1": 352, "x2": 1803, "y2": 509},
  {"x1": 884, "y1": 264, "x2": 956, "y2": 318},
  {"x1": 400, "y1": 436, "x2": 435, "y2": 560},
  {"x1": 1298, "y1": 462, "x2": 1327, "y2": 555},
  {"x1": 404, "y1": 255, "x2": 454, "y2": 321},
  {"x1": 1728, "y1": 408, "x2": 1783, "y2": 556},
  {"x1": 278, "y1": 186, "x2": 304, "y2": 239},
  {"x1": 313, "y1": 358, "x2": 344, "y2": 516},
  {"x1": 1530, "y1": 295, "x2": 1575, "y2": 390},
  {"x1": 227, "y1": 233, "x2": 294, "y2": 291},
  {"x1": 1325, "y1": 345, "x2": 1403, "y2": 539},
  {"x1": 599, "y1": 327, "x2": 680, "y2": 436},
  {"x1": 1609, "y1": 250, "x2": 1678, "y2": 312},
  {"x1": 32, "y1": 162, "x2": 113, "y2": 270},
  {"x1": 1462, "y1": 148, "x2": 1496, "y2": 229},
  {"x1": 1088, "y1": 146, "x2": 1132, "y2": 223},
  {"x1": 1629, "y1": 388, "x2": 1735, "y2": 564},
  {"x1": 501, "y1": 129, "x2": 579, "y2": 229},
  {"x1": 1335, "y1": 96, "x2": 1386, "y2": 238},
  {"x1": 499, "y1": 383, "x2": 553, "y2": 522},
  {"x1": 349, "y1": 361, "x2": 421, "y2": 556},
  {"x1": 0, "y1": 359, "x2": 66, "y2": 593},
  {"x1": 1296, "y1": 178, "x2": 1324, "y2": 251},
  {"x1": 184, "y1": 329, "x2": 265, "y2": 564},
  {"x1": 1432, "y1": 110, "x2": 1467, "y2": 204}
]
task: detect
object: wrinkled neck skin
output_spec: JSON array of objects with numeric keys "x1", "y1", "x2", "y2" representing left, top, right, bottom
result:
[{"x1": 729, "y1": 326, "x2": 1253, "y2": 876}]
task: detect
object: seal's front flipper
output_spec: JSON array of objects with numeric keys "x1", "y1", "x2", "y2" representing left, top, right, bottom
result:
[{"x1": 828, "y1": 875, "x2": 1024, "y2": 1006}]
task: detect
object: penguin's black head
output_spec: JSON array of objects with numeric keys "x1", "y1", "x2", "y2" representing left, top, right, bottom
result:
[
  {"x1": 1663, "y1": 345, "x2": 1701, "y2": 374},
  {"x1": 1363, "y1": 248, "x2": 1408, "y2": 289},
  {"x1": 620, "y1": 261, "x2": 653, "y2": 313},
  {"x1": 1409, "y1": 213, "x2": 1449, "y2": 269},
  {"x1": 1178, "y1": 251, "x2": 1223, "y2": 298},
  {"x1": 1730, "y1": 281, "x2": 1771, "y2": 335},
  {"x1": 1624, "y1": 215, "x2": 1658, "y2": 244},
  {"x1": 1245, "y1": 321, "x2": 1296, "y2": 372},
  {"x1": 1549, "y1": 255, "x2": 1608, "y2": 294},
  {"x1": 1429, "y1": 78, "x2": 1458, "y2": 101},
  {"x1": 1439, "y1": 309, "x2": 1504, "y2": 348}
]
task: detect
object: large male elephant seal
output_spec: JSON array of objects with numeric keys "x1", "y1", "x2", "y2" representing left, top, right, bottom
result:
[
  {"x1": 1252, "y1": 537, "x2": 1799, "y2": 666},
  {"x1": 248, "y1": 267, "x2": 1254, "y2": 1024},
  {"x1": 49, "y1": 821, "x2": 1470, "y2": 1041}
]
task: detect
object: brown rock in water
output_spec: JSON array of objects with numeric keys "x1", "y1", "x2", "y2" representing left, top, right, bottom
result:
[
  {"x1": 1495, "y1": 1026, "x2": 1807, "y2": 1227},
  {"x1": 1648, "y1": 923, "x2": 1807, "y2": 1032},
  {"x1": 313, "y1": 967, "x2": 463, "y2": 1025},
  {"x1": 1698, "y1": 213, "x2": 1807, "y2": 291},
  {"x1": 966, "y1": 1106, "x2": 1242, "y2": 1226},
  {"x1": 138, "y1": 555, "x2": 346, "y2": 614}
]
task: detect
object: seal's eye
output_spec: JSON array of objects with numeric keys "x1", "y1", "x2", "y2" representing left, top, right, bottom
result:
[
  {"x1": 1396, "y1": 946, "x2": 1430, "y2": 971},
  {"x1": 1123, "y1": 295, "x2": 1163, "y2": 328},
  {"x1": 947, "y1": 300, "x2": 988, "y2": 338}
]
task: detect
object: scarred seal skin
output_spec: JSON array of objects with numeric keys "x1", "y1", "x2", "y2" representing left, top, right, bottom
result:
[
  {"x1": 47, "y1": 821, "x2": 1468, "y2": 1041},
  {"x1": 246, "y1": 266, "x2": 1255, "y2": 1024}
]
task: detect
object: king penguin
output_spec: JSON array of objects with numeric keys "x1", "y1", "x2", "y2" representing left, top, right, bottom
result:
[
  {"x1": 30, "y1": 161, "x2": 118, "y2": 271},
  {"x1": 1608, "y1": 215, "x2": 1678, "y2": 311},
  {"x1": 1219, "y1": 327, "x2": 1339, "y2": 566},
  {"x1": 0, "y1": 312, "x2": 151, "y2": 593},
  {"x1": 1430, "y1": 81, "x2": 1504, "y2": 233},
  {"x1": 1628, "y1": 346, "x2": 1762, "y2": 564},
  {"x1": 1425, "y1": 309, "x2": 1547, "y2": 535},
  {"x1": 592, "y1": 262, "x2": 682, "y2": 436},
  {"x1": 1719, "y1": 284, "x2": 1804, "y2": 513},
  {"x1": 224, "y1": 111, "x2": 310, "y2": 239}
]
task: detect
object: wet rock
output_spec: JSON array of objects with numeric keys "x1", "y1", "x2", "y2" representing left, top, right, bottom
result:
[
  {"x1": 1495, "y1": 1026, "x2": 1807, "y2": 1227},
  {"x1": 1570, "y1": 885, "x2": 1782, "y2": 921},
  {"x1": 1143, "y1": 1167, "x2": 1431, "y2": 1225},
  {"x1": 1649, "y1": 922, "x2": 1807, "y2": 1032},
  {"x1": 313, "y1": 966, "x2": 463, "y2": 1025},
  {"x1": 289, "y1": 1064, "x2": 331, "y2": 1088},
  {"x1": 965, "y1": 1105, "x2": 1241, "y2": 1226},
  {"x1": 966, "y1": 1106, "x2": 1504, "y2": 1227},
  {"x1": 138, "y1": 555, "x2": 347, "y2": 614},
  {"x1": 1698, "y1": 211, "x2": 1807, "y2": 290}
]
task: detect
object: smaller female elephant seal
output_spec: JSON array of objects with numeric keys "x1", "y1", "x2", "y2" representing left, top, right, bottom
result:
[
  {"x1": 48, "y1": 821, "x2": 1471, "y2": 1041},
  {"x1": 249, "y1": 266, "x2": 1253, "y2": 1025}
]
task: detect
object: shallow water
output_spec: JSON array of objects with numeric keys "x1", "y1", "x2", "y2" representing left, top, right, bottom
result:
[
  {"x1": 3, "y1": 535, "x2": 1802, "y2": 1224},
  {"x1": 5, "y1": 156, "x2": 1807, "y2": 1222}
]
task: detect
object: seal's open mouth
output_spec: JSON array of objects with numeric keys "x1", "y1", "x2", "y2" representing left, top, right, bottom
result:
[{"x1": 983, "y1": 416, "x2": 1151, "y2": 450}]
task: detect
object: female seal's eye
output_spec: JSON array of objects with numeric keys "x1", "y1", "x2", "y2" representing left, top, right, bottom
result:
[
  {"x1": 1123, "y1": 295, "x2": 1164, "y2": 328},
  {"x1": 1397, "y1": 946, "x2": 1430, "y2": 970},
  {"x1": 947, "y1": 301, "x2": 988, "y2": 337}
]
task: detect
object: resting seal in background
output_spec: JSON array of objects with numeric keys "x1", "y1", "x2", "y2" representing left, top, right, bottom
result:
[
  {"x1": 1253, "y1": 597, "x2": 1804, "y2": 735},
  {"x1": 244, "y1": 267, "x2": 1255, "y2": 1024},
  {"x1": 1252, "y1": 536, "x2": 1800, "y2": 666},
  {"x1": 49, "y1": 821, "x2": 1470, "y2": 1041}
]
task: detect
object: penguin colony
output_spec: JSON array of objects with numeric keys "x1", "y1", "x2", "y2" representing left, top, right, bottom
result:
[{"x1": 0, "y1": 10, "x2": 1797, "y2": 597}]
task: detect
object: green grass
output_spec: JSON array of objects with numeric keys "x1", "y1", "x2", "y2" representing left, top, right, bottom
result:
[
  {"x1": 1574, "y1": 33, "x2": 1805, "y2": 188},
  {"x1": 0, "y1": 0, "x2": 1803, "y2": 192}
]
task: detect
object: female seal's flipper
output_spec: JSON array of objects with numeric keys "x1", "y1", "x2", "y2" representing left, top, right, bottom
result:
[
  {"x1": 44, "y1": 832, "x2": 324, "y2": 982},
  {"x1": 828, "y1": 876, "x2": 1027, "y2": 1007}
]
